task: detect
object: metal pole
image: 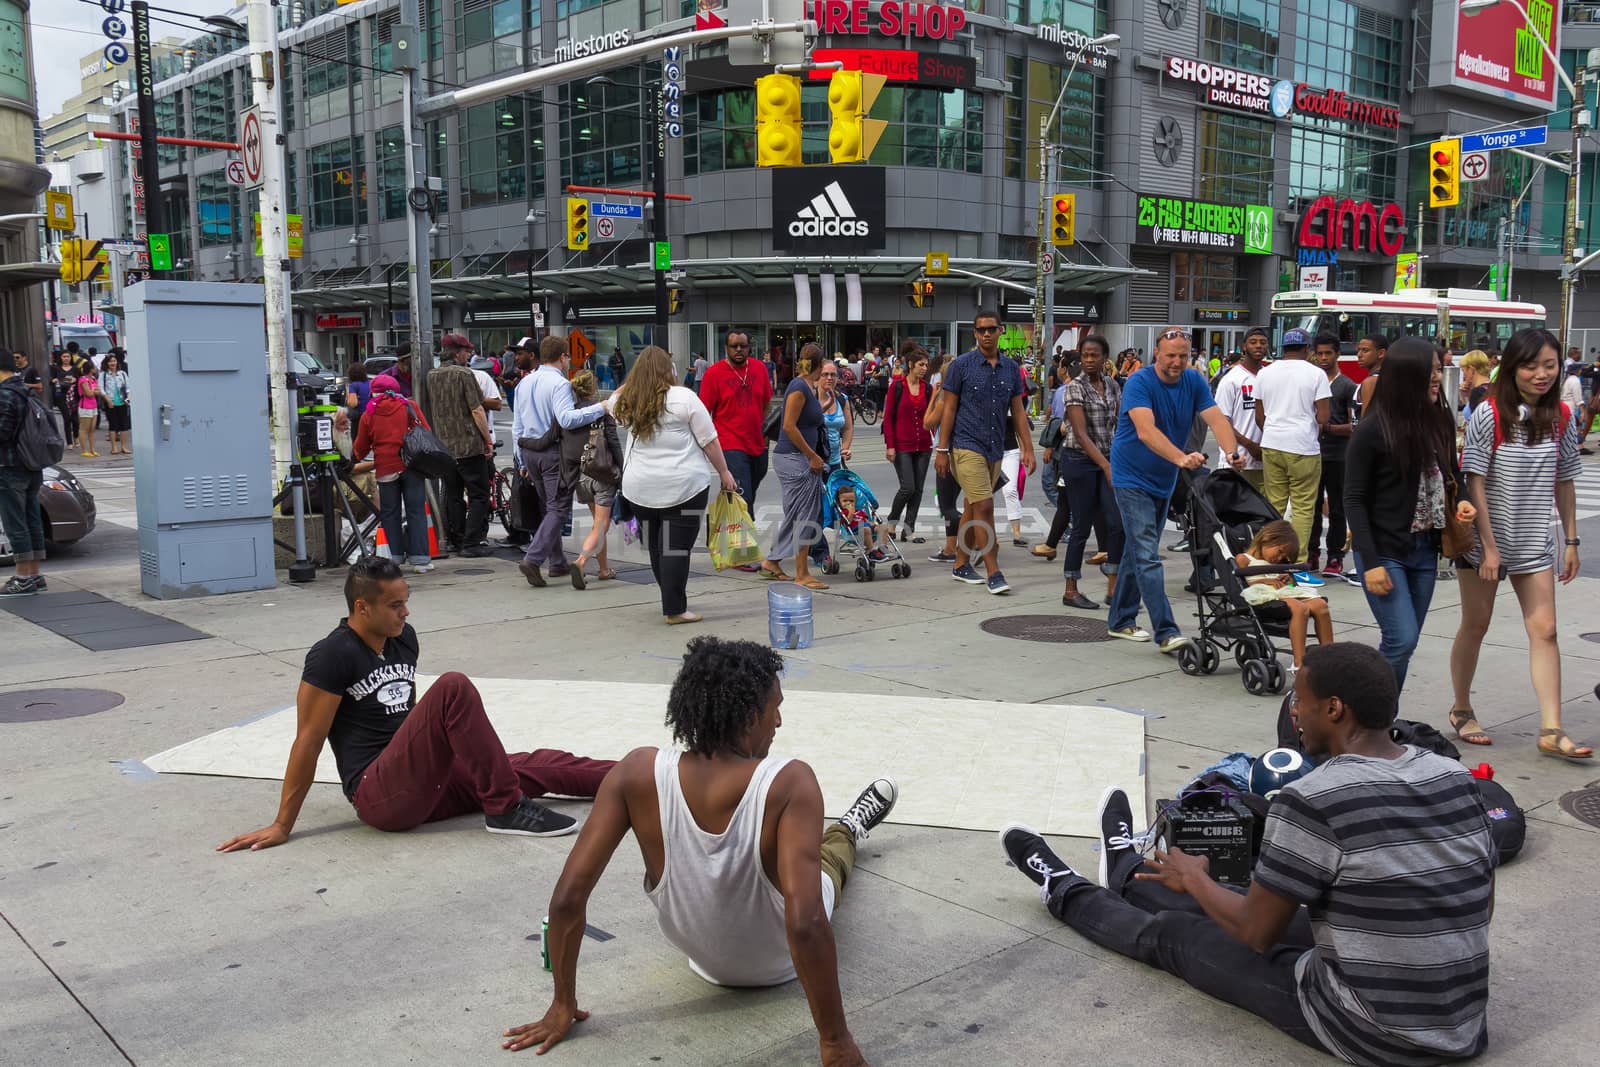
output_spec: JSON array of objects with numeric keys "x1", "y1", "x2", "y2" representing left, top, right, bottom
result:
[
  {"x1": 245, "y1": 0, "x2": 308, "y2": 579},
  {"x1": 652, "y1": 85, "x2": 669, "y2": 344},
  {"x1": 130, "y1": 2, "x2": 165, "y2": 275},
  {"x1": 1415, "y1": 200, "x2": 1424, "y2": 289},
  {"x1": 1032, "y1": 112, "x2": 1048, "y2": 360},
  {"x1": 1562, "y1": 62, "x2": 1587, "y2": 352},
  {"x1": 400, "y1": 0, "x2": 436, "y2": 406}
]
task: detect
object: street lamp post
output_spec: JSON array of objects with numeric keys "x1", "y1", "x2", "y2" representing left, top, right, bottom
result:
[
  {"x1": 1461, "y1": 0, "x2": 1587, "y2": 346},
  {"x1": 1032, "y1": 34, "x2": 1118, "y2": 363}
]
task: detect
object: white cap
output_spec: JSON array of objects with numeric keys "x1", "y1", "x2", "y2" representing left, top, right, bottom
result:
[{"x1": 516, "y1": 336, "x2": 536, "y2": 349}]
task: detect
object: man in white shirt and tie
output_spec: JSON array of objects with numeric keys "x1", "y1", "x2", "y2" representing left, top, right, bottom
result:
[{"x1": 512, "y1": 335, "x2": 604, "y2": 586}]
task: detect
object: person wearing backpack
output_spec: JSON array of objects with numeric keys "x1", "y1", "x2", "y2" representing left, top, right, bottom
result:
[
  {"x1": 1, "y1": 345, "x2": 64, "y2": 595},
  {"x1": 1449, "y1": 328, "x2": 1592, "y2": 761}
]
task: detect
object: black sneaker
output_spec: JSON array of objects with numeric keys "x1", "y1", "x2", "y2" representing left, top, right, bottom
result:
[
  {"x1": 485, "y1": 797, "x2": 578, "y2": 837},
  {"x1": 27, "y1": 575, "x2": 46, "y2": 592},
  {"x1": 928, "y1": 550, "x2": 957, "y2": 563},
  {"x1": 0, "y1": 576, "x2": 39, "y2": 598},
  {"x1": 838, "y1": 777, "x2": 898, "y2": 842},
  {"x1": 462, "y1": 544, "x2": 493, "y2": 558},
  {"x1": 998, "y1": 823, "x2": 1082, "y2": 901},
  {"x1": 1096, "y1": 786, "x2": 1141, "y2": 891}
]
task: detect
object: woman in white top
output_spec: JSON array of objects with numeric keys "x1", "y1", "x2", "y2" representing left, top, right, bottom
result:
[
  {"x1": 1449, "y1": 328, "x2": 1591, "y2": 760},
  {"x1": 607, "y1": 345, "x2": 740, "y2": 624}
]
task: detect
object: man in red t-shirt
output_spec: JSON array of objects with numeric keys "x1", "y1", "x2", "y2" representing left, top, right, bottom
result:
[{"x1": 697, "y1": 330, "x2": 773, "y2": 519}]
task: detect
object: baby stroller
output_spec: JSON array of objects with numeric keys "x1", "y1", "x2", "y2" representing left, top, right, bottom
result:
[
  {"x1": 819, "y1": 466, "x2": 911, "y2": 581},
  {"x1": 1177, "y1": 469, "x2": 1298, "y2": 697}
]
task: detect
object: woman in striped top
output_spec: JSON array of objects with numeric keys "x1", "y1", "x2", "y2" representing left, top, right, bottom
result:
[{"x1": 1449, "y1": 328, "x2": 1592, "y2": 759}]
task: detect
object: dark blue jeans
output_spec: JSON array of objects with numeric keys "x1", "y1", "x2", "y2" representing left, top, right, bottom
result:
[
  {"x1": 1353, "y1": 533, "x2": 1438, "y2": 693},
  {"x1": 1107, "y1": 485, "x2": 1179, "y2": 641},
  {"x1": 377, "y1": 469, "x2": 430, "y2": 565},
  {"x1": 0, "y1": 466, "x2": 46, "y2": 562},
  {"x1": 722, "y1": 448, "x2": 768, "y2": 516},
  {"x1": 1061, "y1": 451, "x2": 1123, "y2": 579}
]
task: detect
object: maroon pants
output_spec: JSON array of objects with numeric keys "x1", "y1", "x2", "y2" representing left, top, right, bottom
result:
[{"x1": 351, "y1": 672, "x2": 616, "y2": 832}]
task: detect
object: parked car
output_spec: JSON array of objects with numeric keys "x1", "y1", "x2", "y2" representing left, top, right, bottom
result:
[
  {"x1": 0, "y1": 463, "x2": 97, "y2": 565},
  {"x1": 363, "y1": 354, "x2": 399, "y2": 378},
  {"x1": 291, "y1": 350, "x2": 345, "y2": 388}
]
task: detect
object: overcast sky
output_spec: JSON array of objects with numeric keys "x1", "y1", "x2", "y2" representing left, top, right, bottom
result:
[{"x1": 32, "y1": 1, "x2": 229, "y2": 119}]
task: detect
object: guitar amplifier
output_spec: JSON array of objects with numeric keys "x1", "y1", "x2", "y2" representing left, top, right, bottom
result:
[{"x1": 1153, "y1": 792, "x2": 1257, "y2": 887}]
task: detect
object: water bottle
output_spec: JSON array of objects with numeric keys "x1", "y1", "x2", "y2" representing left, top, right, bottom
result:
[{"x1": 767, "y1": 584, "x2": 814, "y2": 650}]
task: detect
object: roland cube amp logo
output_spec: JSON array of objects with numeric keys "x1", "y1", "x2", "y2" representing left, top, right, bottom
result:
[{"x1": 772, "y1": 166, "x2": 887, "y2": 253}]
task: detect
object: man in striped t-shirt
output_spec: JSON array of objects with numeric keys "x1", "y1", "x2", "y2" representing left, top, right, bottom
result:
[{"x1": 999, "y1": 642, "x2": 1496, "y2": 1066}]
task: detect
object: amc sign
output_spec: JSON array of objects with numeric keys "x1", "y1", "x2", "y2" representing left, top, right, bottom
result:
[{"x1": 1298, "y1": 196, "x2": 1407, "y2": 257}]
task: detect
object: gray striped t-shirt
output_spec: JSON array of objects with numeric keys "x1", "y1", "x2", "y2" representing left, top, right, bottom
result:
[
  {"x1": 1254, "y1": 747, "x2": 1496, "y2": 1067},
  {"x1": 1460, "y1": 400, "x2": 1582, "y2": 574}
]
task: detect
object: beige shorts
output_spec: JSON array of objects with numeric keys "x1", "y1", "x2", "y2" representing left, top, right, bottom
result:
[{"x1": 952, "y1": 449, "x2": 1001, "y2": 504}]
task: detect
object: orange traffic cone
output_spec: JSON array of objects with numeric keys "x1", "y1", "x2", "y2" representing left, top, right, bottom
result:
[
  {"x1": 426, "y1": 503, "x2": 444, "y2": 560},
  {"x1": 373, "y1": 521, "x2": 392, "y2": 559}
]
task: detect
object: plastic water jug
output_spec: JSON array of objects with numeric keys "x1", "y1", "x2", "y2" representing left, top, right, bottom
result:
[{"x1": 767, "y1": 584, "x2": 814, "y2": 650}]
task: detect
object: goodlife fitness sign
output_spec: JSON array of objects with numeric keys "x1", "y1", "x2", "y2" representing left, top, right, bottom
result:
[
  {"x1": 1428, "y1": 0, "x2": 1561, "y2": 110},
  {"x1": 1164, "y1": 56, "x2": 1401, "y2": 131}
]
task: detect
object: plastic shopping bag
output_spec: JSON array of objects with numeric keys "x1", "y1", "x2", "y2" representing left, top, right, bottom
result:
[{"x1": 707, "y1": 491, "x2": 762, "y2": 570}]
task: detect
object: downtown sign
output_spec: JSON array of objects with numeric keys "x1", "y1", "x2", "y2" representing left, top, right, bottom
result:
[
  {"x1": 1164, "y1": 56, "x2": 1401, "y2": 131},
  {"x1": 1136, "y1": 193, "x2": 1274, "y2": 255},
  {"x1": 1427, "y1": 0, "x2": 1561, "y2": 110}
]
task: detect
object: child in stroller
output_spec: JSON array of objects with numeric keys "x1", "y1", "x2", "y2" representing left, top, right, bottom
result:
[
  {"x1": 836, "y1": 485, "x2": 886, "y2": 560},
  {"x1": 820, "y1": 467, "x2": 912, "y2": 580},
  {"x1": 1234, "y1": 520, "x2": 1332, "y2": 671}
]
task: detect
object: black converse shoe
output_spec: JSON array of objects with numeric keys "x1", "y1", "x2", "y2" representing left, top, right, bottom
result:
[
  {"x1": 485, "y1": 797, "x2": 578, "y2": 837},
  {"x1": 999, "y1": 823, "x2": 1082, "y2": 902},
  {"x1": 1096, "y1": 786, "x2": 1144, "y2": 890},
  {"x1": 837, "y1": 777, "x2": 898, "y2": 842}
]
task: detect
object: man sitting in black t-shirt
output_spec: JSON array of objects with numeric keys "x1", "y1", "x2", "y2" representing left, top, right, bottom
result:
[
  {"x1": 1001, "y1": 643, "x2": 1497, "y2": 1066},
  {"x1": 218, "y1": 557, "x2": 616, "y2": 851}
]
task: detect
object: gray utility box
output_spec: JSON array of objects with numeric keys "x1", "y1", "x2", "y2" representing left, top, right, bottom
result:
[{"x1": 127, "y1": 282, "x2": 276, "y2": 599}]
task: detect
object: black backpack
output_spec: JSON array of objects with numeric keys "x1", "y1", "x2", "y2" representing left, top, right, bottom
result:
[{"x1": 8, "y1": 389, "x2": 65, "y2": 470}]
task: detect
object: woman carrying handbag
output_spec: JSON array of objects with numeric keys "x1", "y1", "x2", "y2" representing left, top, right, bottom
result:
[
  {"x1": 354, "y1": 373, "x2": 438, "y2": 574},
  {"x1": 565, "y1": 371, "x2": 624, "y2": 587}
]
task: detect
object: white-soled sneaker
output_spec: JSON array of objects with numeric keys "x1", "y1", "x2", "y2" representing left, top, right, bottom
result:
[{"x1": 838, "y1": 777, "x2": 899, "y2": 842}]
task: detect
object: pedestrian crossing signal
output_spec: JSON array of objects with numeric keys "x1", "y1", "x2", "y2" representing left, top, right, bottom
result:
[
  {"x1": 828, "y1": 70, "x2": 887, "y2": 164},
  {"x1": 908, "y1": 278, "x2": 934, "y2": 308},
  {"x1": 755, "y1": 73, "x2": 802, "y2": 168},
  {"x1": 1051, "y1": 194, "x2": 1076, "y2": 246},
  {"x1": 669, "y1": 288, "x2": 684, "y2": 315},
  {"x1": 566, "y1": 197, "x2": 589, "y2": 251},
  {"x1": 1428, "y1": 139, "x2": 1460, "y2": 209}
]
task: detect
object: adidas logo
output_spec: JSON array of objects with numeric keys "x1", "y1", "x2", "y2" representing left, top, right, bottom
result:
[{"x1": 789, "y1": 182, "x2": 870, "y2": 239}]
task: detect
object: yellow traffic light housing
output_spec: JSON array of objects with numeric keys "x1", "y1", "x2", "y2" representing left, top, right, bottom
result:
[
  {"x1": 828, "y1": 70, "x2": 887, "y2": 164},
  {"x1": 1428, "y1": 139, "x2": 1460, "y2": 209},
  {"x1": 908, "y1": 278, "x2": 934, "y2": 308},
  {"x1": 755, "y1": 73, "x2": 802, "y2": 168},
  {"x1": 59, "y1": 238, "x2": 83, "y2": 284},
  {"x1": 566, "y1": 197, "x2": 589, "y2": 251},
  {"x1": 1050, "y1": 193, "x2": 1076, "y2": 246},
  {"x1": 669, "y1": 288, "x2": 684, "y2": 315}
]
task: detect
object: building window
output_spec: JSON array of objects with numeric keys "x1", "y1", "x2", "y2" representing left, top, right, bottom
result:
[
  {"x1": 281, "y1": 50, "x2": 295, "y2": 132},
  {"x1": 1004, "y1": 0, "x2": 1106, "y2": 24},
  {"x1": 1203, "y1": 0, "x2": 1281, "y2": 74},
  {"x1": 379, "y1": 125, "x2": 407, "y2": 220},
  {"x1": 191, "y1": 72, "x2": 235, "y2": 144},
  {"x1": 286, "y1": 151, "x2": 300, "y2": 214},
  {"x1": 309, "y1": 138, "x2": 369, "y2": 229},
  {"x1": 195, "y1": 170, "x2": 238, "y2": 248},
  {"x1": 1173, "y1": 253, "x2": 1247, "y2": 303},
  {"x1": 425, "y1": 0, "x2": 445, "y2": 83},
  {"x1": 458, "y1": 0, "x2": 531, "y2": 83},
  {"x1": 461, "y1": 96, "x2": 544, "y2": 207},
  {"x1": 1006, "y1": 59, "x2": 1106, "y2": 183},
  {"x1": 156, "y1": 95, "x2": 184, "y2": 166},
  {"x1": 304, "y1": 26, "x2": 360, "y2": 127},
  {"x1": 427, "y1": 119, "x2": 449, "y2": 211},
  {"x1": 1292, "y1": 1, "x2": 1403, "y2": 104},
  {"x1": 870, "y1": 88, "x2": 985, "y2": 173},
  {"x1": 562, "y1": 72, "x2": 647, "y2": 187},
  {"x1": 1289, "y1": 127, "x2": 1397, "y2": 206},
  {"x1": 1200, "y1": 111, "x2": 1273, "y2": 205}
]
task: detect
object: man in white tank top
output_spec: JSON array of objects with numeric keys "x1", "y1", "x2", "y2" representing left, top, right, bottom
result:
[{"x1": 503, "y1": 637, "x2": 898, "y2": 1065}]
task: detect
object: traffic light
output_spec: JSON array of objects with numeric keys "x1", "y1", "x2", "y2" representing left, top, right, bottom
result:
[
  {"x1": 908, "y1": 278, "x2": 934, "y2": 308},
  {"x1": 1428, "y1": 138, "x2": 1461, "y2": 209},
  {"x1": 566, "y1": 197, "x2": 589, "y2": 251},
  {"x1": 828, "y1": 70, "x2": 887, "y2": 164},
  {"x1": 669, "y1": 288, "x2": 684, "y2": 315},
  {"x1": 755, "y1": 73, "x2": 802, "y2": 168},
  {"x1": 1050, "y1": 193, "x2": 1076, "y2": 246},
  {"x1": 59, "y1": 238, "x2": 83, "y2": 284}
]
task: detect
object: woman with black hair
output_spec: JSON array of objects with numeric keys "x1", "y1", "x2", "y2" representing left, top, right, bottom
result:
[
  {"x1": 1448, "y1": 328, "x2": 1591, "y2": 759},
  {"x1": 1344, "y1": 337, "x2": 1476, "y2": 694}
]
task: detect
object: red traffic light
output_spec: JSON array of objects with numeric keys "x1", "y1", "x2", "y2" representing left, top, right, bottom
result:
[
  {"x1": 1054, "y1": 196, "x2": 1073, "y2": 211},
  {"x1": 1433, "y1": 150, "x2": 1452, "y2": 165}
]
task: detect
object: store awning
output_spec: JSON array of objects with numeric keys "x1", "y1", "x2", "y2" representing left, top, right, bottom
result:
[{"x1": 0, "y1": 262, "x2": 65, "y2": 290}]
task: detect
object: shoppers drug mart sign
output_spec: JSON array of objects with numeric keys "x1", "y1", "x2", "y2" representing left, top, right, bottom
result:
[
  {"x1": 1427, "y1": 0, "x2": 1561, "y2": 110},
  {"x1": 1164, "y1": 56, "x2": 1400, "y2": 130}
]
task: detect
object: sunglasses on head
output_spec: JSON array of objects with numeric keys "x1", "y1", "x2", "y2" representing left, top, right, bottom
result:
[{"x1": 1159, "y1": 329, "x2": 1188, "y2": 341}]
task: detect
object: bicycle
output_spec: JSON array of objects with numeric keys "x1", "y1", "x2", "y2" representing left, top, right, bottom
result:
[{"x1": 845, "y1": 384, "x2": 881, "y2": 425}]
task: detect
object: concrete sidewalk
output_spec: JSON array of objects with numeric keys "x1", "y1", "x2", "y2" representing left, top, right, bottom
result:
[{"x1": 3, "y1": 442, "x2": 1599, "y2": 1065}]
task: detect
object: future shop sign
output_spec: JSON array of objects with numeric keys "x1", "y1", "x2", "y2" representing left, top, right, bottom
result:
[{"x1": 1165, "y1": 56, "x2": 1401, "y2": 130}]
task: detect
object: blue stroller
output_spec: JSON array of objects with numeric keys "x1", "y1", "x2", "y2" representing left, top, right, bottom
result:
[{"x1": 819, "y1": 467, "x2": 911, "y2": 581}]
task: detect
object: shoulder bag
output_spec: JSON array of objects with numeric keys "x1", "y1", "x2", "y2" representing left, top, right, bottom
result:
[
  {"x1": 580, "y1": 418, "x2": 621, "y2": 485},
  {"x1": 399, "y1": 400, "x2": 457, "y2": 479}
]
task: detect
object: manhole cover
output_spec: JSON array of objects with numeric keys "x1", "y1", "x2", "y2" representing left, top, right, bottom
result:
[
  {"x1": 0, "y1": 688, "x2": 126, "y2": 723},
  {"x1": 1580, "y1": 633, "x2": 1600, "y2": 644},
  {"x1": 453, "y1": 567, "x2": 494, "y2": 575},
  {"x1": 980, "y1": 614, "x2": 1111, "y2": 643},
  {"x1": 1558, "y1": 787, "x2": 1600, "y2": 828}
]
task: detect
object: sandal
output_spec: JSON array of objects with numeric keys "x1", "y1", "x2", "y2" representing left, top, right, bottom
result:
[
  {"x1": 596, "y1": 569, "x2": 618, "y2": 581},
  {"x1": 665, "y1": 611, "x2": 704, "y2": 625},
  {"x1": 1448, "y1": 708, "x2": 1493, "y2": 747},
  {"x1": 1538, "y1": 728, "x2": 1594, "y2": 761},
  {"x1": 758, "y1": 566, "x2": 791, "y2": 581},
  {"x1": 794, "y1": 576, "x2": 828, "y2": 591}
]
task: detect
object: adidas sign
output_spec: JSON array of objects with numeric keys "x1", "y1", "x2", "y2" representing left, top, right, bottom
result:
[{"x1": 789, "y1": 181, "x2": 871, "y2": 239}]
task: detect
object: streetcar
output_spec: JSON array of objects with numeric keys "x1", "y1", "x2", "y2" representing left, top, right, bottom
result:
[{"x1": 1270, "y1": 288, "x2": 1547, "y2": 380}]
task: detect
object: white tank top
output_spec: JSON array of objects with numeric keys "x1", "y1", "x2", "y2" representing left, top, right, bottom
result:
[{"x1": 645, "y1": 749, "x2": 834, "y2": 987}]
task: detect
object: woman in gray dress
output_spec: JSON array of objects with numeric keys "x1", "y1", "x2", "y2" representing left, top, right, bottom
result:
[{"x1": 759, "y1": 343, "x2": 828, "y2": 589}]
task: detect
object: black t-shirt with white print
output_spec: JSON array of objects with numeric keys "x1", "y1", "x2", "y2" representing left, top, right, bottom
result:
[{"x1": 302, "y1": 620, "x2": 420, "y2": 798}]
